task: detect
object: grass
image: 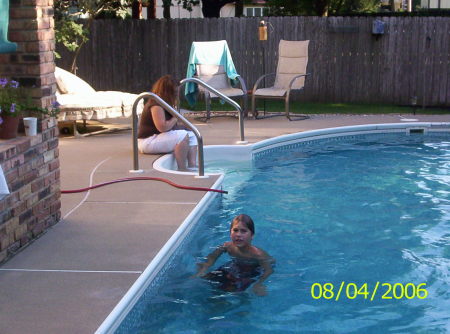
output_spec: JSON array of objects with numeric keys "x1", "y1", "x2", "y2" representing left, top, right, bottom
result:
[{"x1": 180, "y1": 99, "x2": 450, "y2": 115}]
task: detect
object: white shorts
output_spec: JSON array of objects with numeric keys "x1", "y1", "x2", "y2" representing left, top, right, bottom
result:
[{"x1": 138, "y1": 130, "x2": 197, "y2": 154}]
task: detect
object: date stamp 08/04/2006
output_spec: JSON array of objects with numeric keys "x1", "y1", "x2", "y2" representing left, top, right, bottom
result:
[{"x1": 311, "y1": 282, "x2": 428, "y2": 301}]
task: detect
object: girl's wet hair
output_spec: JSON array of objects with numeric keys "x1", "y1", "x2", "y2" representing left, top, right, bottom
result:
[{"x1": 230, "y1": 214, "x2": 255, "y2": 235}]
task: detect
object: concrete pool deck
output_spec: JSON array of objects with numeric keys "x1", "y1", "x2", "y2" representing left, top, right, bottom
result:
[{"x1": 0, "y1": 113, "x2": 449, "y2": 334}]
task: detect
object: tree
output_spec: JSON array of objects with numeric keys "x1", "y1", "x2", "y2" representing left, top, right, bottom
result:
[
  {"x1": 157, "y1": 0, "x2": 202, "y2": 19},
  {"x1": 54, "y1": 0, "x2": 131, "y2": 73},
  {"x1": 132, "y1": 0, "x2": 143, "y2": 18},
  {"x1": 200, "y1": 0, "x2": 234, "y2": 17},
  {"x1": 162, "y1": 0, "x2": 172, "y2": 18},
  {"x1": 266, "y1": 0, "x2": 380, "y2": 16},
  {"x1": 234, "y1": 0, "x2": 243, "y2": 16}
]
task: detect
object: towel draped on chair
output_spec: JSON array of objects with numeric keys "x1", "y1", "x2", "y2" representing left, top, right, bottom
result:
[{"x1": 184, "y1": 40, "x2": 240, "y2": 106}]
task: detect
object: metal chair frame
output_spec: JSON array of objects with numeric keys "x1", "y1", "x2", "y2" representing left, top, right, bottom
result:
[
  {"x1": 251, "y1": 73, "x2": 310, "y2": 121},
  {"x1": 195, "y1": 72, "x2": 248, "y2": 121}
]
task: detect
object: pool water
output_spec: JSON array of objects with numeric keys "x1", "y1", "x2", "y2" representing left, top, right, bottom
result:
[{"x1": 117, "y1": 134, "x2": 450, "y2": 334}]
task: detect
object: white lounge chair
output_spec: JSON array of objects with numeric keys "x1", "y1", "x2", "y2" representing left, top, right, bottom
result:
[
  {"x1": 251, "y1": 40, "x2": 310, "y2": 120},
  {"x1": 54, "y1": 67, "x2": 142, "y2": 135}
]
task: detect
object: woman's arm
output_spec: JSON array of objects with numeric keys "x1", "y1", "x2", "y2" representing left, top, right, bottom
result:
[
  {"x1": 195, "y1": 244, "x2": 227, "y2": 277},
  {"x1": 151, "y1": 105, "x2": 177, "y2": 133}
]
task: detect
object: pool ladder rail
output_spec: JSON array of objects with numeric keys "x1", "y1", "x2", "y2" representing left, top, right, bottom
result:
[
  {"x1": 131, "y1": 92, "x2": 206, "y2": 177},
  {"x1": 131, "y1": 79, "x2": 247, "y2": 178},
  {"x1": 177, "y1": 77, "x2": 247, "y2": 146}
]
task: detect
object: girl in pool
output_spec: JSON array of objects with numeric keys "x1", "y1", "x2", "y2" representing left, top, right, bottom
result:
[{"x1": 195, "y1": 214, "x2": 275, "y2": 296}]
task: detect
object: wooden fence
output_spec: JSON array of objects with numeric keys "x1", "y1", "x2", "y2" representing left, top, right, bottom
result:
[{"x1": 56, "y1": 16, "x2": 450, "y2": 106}]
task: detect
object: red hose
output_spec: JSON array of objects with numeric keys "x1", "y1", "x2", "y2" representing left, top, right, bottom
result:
[{"x1": 61, "y1": 176, "x2": 227, "y2": 194}]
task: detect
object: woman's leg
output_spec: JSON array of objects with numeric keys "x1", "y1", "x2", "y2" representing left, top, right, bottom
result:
[
  {"x1": 186, "y1": 131, "x2": 198, "y2": 168},
  {"x1": 139, "y1": 131, "x2": 194, "y2": 171},
  {"x1": 173, "y1": 135, "x2": 189, "y2": 170},
  {"x1": 188, "y1": 145, "x2": 197, "y2": 168}
]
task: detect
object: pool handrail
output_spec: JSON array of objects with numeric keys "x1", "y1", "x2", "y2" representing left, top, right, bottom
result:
[
  {"x1": 178, "y1": 77, "x2": 247, "y2": 144},
  {"x1": 131, "y1": 92, "x2": 205, "y2": 177}
]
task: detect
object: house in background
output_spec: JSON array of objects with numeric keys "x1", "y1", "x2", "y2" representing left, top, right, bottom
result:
[
  {"x1": 140, "y1": 0, "x2": 268, "y2": 18},
  {"x1": 420, "y1": 0, "x2": 450, "y2": 8},
  {"x1": 243, "y1": 0, "x2": 268, "y2": 16}
]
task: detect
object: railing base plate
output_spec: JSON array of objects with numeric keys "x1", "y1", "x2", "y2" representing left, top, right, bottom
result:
[{"x1": 129, "y1": 169, "x2": 144, "y2": 173}]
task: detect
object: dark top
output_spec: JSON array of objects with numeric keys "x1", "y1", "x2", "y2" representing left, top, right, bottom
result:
[
  {"x1": 203, "y1": 258, "x2": 264, "y2": 292},
  {"x1": 137, "y1": 100, "x2": 173, "y2": 139}
]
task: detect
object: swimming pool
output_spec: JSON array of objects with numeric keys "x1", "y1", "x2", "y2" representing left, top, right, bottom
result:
[{"x1": 98, "y1": 123, "x2": 450, "y2": 333}]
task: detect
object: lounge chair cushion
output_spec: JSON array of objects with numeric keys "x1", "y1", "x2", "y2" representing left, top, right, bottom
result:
[
  {"x1": 55, "y1": 67, "x2": 96, "y2": 95},
  {"x1": 56, "y1": 93, "x2": 124, "y2": 121},
  {"x1": 54, "y1": 67, "x2": 142, "y2": 121}
]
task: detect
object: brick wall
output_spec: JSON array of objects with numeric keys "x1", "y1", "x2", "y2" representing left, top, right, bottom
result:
[
  {"x1": 1, "y1": 0, "x2": 56, "y2": 108},
  {"x1": 0, "y1": 0, "x2": 60, "y2": 263},
  {"x1": 0, "y1": 118, "x2": 60, "y2": 262}
]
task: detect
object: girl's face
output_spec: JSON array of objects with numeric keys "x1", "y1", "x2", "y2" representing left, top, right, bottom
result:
[{"x1": 230, "y1": 221, "x2": 253, "y2": 248}]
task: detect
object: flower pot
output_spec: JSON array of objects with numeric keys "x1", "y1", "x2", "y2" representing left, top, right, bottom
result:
[{"x1": 0, "y1": 115, "x2": 20, "y2": 139}]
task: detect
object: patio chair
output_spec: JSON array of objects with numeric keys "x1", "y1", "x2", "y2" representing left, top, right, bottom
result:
[
  {"x1": 183, "y1": 40, "x2": 247, "y2": 120},
  {"x1": 251, "y1": 40, "x2": 310, "y2": 121}
]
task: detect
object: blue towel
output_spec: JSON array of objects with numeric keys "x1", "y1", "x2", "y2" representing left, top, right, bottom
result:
[{"x1": 184, "y1": 40, "x2": 239, "y2": 106}]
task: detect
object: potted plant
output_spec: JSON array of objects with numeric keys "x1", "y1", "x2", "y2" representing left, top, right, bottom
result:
[
  {"x1": 0, "y1": 78, "x2": 23, "y2": 139},
  {"x1": 0, "y1": 78, "x2": 60, "y2": 139}
]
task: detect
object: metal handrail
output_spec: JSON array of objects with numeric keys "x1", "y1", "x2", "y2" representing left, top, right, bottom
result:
[
  {"x1": 131, "y1": 92, "x2": 205, "y2": 177},
  {"x1": 178, "y1": 77, "x2": 247, "y2": 144}
]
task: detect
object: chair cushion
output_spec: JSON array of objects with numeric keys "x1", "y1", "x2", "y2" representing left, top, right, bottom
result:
[
  {"x1": 274, "y1": 73, "x2": 307, "y2": 90},
  {"x1": 279, "y1": 39, "x2": 309, "y2": 58},
  {"x1": 196, "y1": 64, "x2": 224, "y2": 76},
  {"x1": 209, "y1": 87, "x2": 244, "y2": 98},
  {"x1": 196, "y1": 64, "x2": 230, "y2": 90},
  {"x1": 116, "y1": 92, "x2": 144, "y2": 117},
  {"x1": 254, "y1": 87, "x2": 286, "y2": 97},
  {"x1": 56, "y1": 93, "x2": 119, "y2": 109},
  {"x1": 274, "y1": 40, "x2": 309, "y2": 90},
  {"x1": 56, "y1": 93, "x2": 123, "y2": 120},
  {"x1": 55, "y1": 67, "x2": 96, "y2": 95},
  {"x1": 55, "y1": 74, "x2": 68, "y2": 94}
]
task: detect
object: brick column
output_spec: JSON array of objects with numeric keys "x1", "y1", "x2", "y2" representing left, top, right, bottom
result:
[
  {"x1": 1, "y1": 0, "x2": 56, "y2": 108},
  {"x1": 0, "y1": 0, "x2": 60, "y2": 263}
]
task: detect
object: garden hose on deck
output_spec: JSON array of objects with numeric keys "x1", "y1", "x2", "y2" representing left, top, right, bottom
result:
[{"x1": 61, "y1": 176, "x2": 227, "y2": 194}]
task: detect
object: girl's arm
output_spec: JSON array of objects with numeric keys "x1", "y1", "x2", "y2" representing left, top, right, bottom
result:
[
  {"x1": 151, "y1": 105, "x2": 177, "y2": 133},
  {"x1": 195, "y1": 244, "x2": 227, "y2": 277},
  {"x1": 252, "y1": 255, "x2": 275, "y2": 296},
  {"x1": 256, "y1": 256, "x2": 274, "y2": 284}
]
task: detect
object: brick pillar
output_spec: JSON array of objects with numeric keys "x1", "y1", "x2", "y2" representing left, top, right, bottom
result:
[
  {"x1": 0, "y1": 0, "x2": 60, "y2": 263},
  {"x1": 1, "y1": 0, "x2": 56, "y2": 108}
]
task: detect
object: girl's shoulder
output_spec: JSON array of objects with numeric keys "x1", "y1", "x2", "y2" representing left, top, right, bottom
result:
[{"x1": 252, "y1": 246, "x2": 274, "y2": 262}]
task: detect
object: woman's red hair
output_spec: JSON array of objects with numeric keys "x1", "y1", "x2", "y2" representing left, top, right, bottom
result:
[{"x1": 151, "y1": 75, "x2": 177, "y2": 107}]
